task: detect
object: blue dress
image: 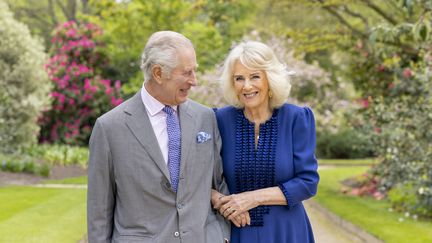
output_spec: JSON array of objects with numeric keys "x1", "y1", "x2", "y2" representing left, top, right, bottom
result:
[{"x1": 215, "y1": 104, "x2": 319, "y2": 243}]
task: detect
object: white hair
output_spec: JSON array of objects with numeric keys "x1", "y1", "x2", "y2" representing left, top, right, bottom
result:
[
  {"x1": 220, "y1": 41, "x2": 291, "y2": 109},
  {"x1": 140, "y1": 31, "x2": 194, "y2": 82}
]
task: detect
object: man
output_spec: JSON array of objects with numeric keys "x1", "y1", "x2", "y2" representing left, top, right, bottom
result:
[{"x1": 87, "y1": 31, "x2": 229, "y2": 243}]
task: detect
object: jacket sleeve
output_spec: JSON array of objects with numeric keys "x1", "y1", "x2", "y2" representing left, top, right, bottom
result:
[
  {"x1": 87, "y1": 119, "x2": 116, "y2": 243},
  {"x1": 278, "y1": 107, "x2": 319, "y2": 210},
  {"x1": 210, "y1": 111, "x2": 230, "y2": 240}
]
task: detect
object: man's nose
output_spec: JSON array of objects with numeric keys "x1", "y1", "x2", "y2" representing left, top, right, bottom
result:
[{"x1": 189, "y1": 71, "x2": 197, "y2": 86}]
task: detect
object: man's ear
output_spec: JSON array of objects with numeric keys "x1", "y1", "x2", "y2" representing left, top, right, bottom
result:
[{"x1": 151, "y1": 65, "x2": 163, "y2": 84}]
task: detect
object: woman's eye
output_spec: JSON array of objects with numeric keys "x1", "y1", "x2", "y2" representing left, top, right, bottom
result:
[
  {"x1": 252, "y1": 75, "x2": 260, "y2": 80},
  {"x1": 234, "y1": 76, "x2": 244, "y2": 81}
]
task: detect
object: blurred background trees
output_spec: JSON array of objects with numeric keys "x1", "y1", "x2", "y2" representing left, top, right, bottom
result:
[
  {"x1": 0, "y1": 0, "x2": 430, "y2": 217},
  {"x1": 0, "y1": 2, "x2": 51, "y2": 153}
]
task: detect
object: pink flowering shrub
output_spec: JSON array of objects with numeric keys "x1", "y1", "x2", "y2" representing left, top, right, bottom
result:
[{"x1": 39, "y1": 21, "x2": 123, "y2": 145}]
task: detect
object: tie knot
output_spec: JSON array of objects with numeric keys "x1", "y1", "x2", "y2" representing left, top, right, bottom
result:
[{"x1": 163, "y1": 105, "x2": 174, "y2": 115}]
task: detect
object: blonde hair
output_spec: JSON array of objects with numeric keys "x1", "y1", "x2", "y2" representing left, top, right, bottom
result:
[{"x1": 220, "y1": 41, "x2": 291, "y2": 109}]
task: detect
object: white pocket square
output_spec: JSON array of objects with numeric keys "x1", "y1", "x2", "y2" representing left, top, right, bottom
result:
[{"x1": 196, "y1": 132, "x2": 211, "y2": 143}]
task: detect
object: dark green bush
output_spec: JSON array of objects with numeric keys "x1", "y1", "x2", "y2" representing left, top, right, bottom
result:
[{"x1": 316, "y1": 128, "x2": 374, "y2": 159}]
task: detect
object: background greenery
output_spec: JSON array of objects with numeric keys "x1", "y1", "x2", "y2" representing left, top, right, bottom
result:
[{"x1": 0, "y1": 0, "x2": 430, "y2": 239}]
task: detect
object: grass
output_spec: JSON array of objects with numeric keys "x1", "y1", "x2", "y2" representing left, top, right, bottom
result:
[
  {"x1": 43, "y1": 175, "x2": 87, "y2": 185},
  {"x1": 316, "y1": 166, "x2": 432, "y2": 243},
  {"x1": 0, "y1": 186, "x2": 86, "y2": 243},
  {"x1": 318, "y1": 158, "x2": 377, "y2": 166}
]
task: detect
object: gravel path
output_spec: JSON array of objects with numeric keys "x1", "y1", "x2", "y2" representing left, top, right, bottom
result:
[{"x1": 305, "y1": 200, "x2": 364, "y2": 243}]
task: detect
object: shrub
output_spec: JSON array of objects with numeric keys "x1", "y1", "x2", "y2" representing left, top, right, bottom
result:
[
  {"x1": 0, "y1": 2, "x2": 51, "y2": 154},
  {"x1": 347, "y1": 15, "x2": 432, "y2": 217},
  {"x1": 0, "y1": 154, "x2": 51, "y2": 177},
  {"x1": 27, "y1": 144, "x2": 88, "y2": 167},
  {"x1": 39, "y1": 20, "x2": 123, "y2": 145},
  {"x1": 316, "y1": 128, "x2": 374, "y2": 159}
]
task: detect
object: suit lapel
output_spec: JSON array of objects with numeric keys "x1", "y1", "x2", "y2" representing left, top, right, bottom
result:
[
  {"x1": 178, "y1": 101, "x2": 196, "y2": 179},
  {"x1": 124, "y1": 91, "x2": 171, "y2": 181}
]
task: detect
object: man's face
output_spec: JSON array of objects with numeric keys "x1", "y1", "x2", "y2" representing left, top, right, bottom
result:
[{"x1": 159, "y1": 48, "x2": 198, "y2": 106}]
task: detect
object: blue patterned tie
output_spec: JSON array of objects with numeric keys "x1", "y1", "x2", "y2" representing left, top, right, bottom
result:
[{"x1": 163, "y1": 106, "x2": 181, "y2": 192}]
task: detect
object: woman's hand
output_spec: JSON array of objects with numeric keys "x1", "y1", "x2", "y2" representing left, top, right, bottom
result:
[
  {"x1": 219, "y1": 191, "x2": 259, "y2": 221},
  {"x1": 230, "y1": 211, "x2": 251, "y2": 227},
  {"x1": 211, "y1": 189, "x2": 225, "y2": 210}
]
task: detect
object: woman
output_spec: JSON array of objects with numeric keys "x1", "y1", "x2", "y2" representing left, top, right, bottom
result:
[{"x1": 212, "y1": 41, "x2": 319, "y2": 243}]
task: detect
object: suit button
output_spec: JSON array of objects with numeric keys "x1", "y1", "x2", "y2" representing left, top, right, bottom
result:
[
  {"x1": 174, "y1": 231, "x2": 180, "y2": 237},
  {"x1": 177, "y1": 203, "x2": 183, "y2": 209}
]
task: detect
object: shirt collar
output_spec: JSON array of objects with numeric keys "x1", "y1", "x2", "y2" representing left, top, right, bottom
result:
[{"x1": 141, "y1": 84, "x2": 178, "y2": 116}]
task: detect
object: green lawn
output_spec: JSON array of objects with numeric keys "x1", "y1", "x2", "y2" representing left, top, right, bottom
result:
[
  {"x1": 0, "y1": 186, "x2": 86, "y2": 243},
  {"x1": 318, "y1": 158, "x2": 377, "y2": 166},
  {"x1": 43, "y1": 175, "x2": 87, "y2": 185},
  {"x1": 316, "y1": 166, "x2": 432, "y2": 243}
]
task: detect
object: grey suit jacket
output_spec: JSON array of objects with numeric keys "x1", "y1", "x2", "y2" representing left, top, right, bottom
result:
[{"x1": 87, "y1": 91, "x2": 229, "y2": 243}]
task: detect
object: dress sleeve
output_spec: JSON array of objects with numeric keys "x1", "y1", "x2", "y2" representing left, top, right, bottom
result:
[{"x1": 278, "y1": 107, "x2": 319, "y2": 210}]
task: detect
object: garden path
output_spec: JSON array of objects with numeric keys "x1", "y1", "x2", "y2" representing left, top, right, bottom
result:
[{"x1": 305, "y1": 199, "x2": 364, "y2": 243}]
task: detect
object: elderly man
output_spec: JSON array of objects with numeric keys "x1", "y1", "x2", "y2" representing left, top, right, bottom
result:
[{"x1": 87, "y1": 31, "x2": 229, "y2": 243}]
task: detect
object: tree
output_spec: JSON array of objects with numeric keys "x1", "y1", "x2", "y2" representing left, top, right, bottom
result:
[
  {"x1": 0, "y1": 2, "x2": 51, "y2": 154},
  {"x1": 6, "y1": 0, "x2": 91, "y2": 48},
  {"x1": 258, "y1": 0, "x2": 432, "y2": 216},
  {"x1": 86, "y1": 0, "x2": 256, "y2": 97}
]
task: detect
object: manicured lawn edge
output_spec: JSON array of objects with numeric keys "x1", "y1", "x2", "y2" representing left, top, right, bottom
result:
[
  {"x1": 318, "y1": 158, "x2": 377, "y2": 166},
  {"x1": 315, "y1": 166, "x2": 432, "y2": 243}
]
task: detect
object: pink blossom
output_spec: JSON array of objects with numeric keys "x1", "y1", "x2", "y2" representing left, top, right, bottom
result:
[
  {"x1": 84, "y1": 78, "x2": 92, "y2": 90},
  {"x1": 374, "y1": 127, "x2": 381, "y2": 134},
  {"x1": 111, "y1": 96, "x2": 123, "y2": 106},
  {"x1": 66, "y1": 29, "x2": 77, "y2": 37},
  {"x1": 359, "y1": 98, "x2": 369, "y2": 108},
  {"x1": 376, "y1": 64, "x2": 385, "y2": 72},
  {"x1": 51, "y1": 92, "x2": 61, "y2": 98},
  {"x1": 115, "y1": 80, "x2": 121, "y2": 90},
  {"x1": 105, "y1": 87, "x2": 113, "y2": 95},
  {"x1": 58, "y1": 94, "x2": 66, "y2": 104},
  {"x1": 402, "y1": 68, "x2": 412, "y2": 78},
  {"x1": 63, "y1": 21, "x2": 74, "y2": 28},
  {"x1": 68, "y1": 98, "x2": 75, "y2": 105}
]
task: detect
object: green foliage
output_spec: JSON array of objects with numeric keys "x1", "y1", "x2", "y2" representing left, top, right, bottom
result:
[
  {"x1": 0, "y1": 154, "x2": 52, "y2": 177},
  {"x1": 27, "y1": 144, "x2": 88, "y2": 167},
  {"x1": 86, "y1": 0, "x2": 255, "y2": 97},
  {"x1": 0, "y1": 2, "x2": 51, "y2": 154},
  {"x1": 0, "y1": 144, "x2": 88, "y2": 177},
  {"x1": 316, "y1": 128, "x2": 374, "y2": 159},
  {"x1": 345, "y1": 4, "x2": 432, "y2": 217}
]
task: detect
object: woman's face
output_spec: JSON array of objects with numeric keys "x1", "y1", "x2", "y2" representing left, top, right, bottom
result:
[{"x1": 232, "y1": 60, "x2": 270, "y2": 112}]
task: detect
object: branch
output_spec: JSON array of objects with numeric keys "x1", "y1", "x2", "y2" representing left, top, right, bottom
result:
[
  {"x1": 322, "y1": 5, "x2": 369, "y2": 39},
  {"x1": 48, "y1": 0, "x2": 58, "y2": 25},
  {"x1": 56, "y1": 0, "x2": 72, "y2": 20},
  {"x1": 341, "y1": 5, "x2": 369, "y2": 31},
  {"x1": 67, "y1": 0, "x2": 77, "y2": 21},
  {"x1": 16, "y1": 7, "x2": 52, "y2": 27},
  {"x1": 361, "y1": 0, "x2": 398, "y2": 25},
  {"x1": 81, "y1": 0, "x2": 89, "y2": 14}
]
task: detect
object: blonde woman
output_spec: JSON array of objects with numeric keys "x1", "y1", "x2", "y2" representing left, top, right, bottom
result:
[{"x1": 212, "y1": 41, "x2": 319, "y2": 243}]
